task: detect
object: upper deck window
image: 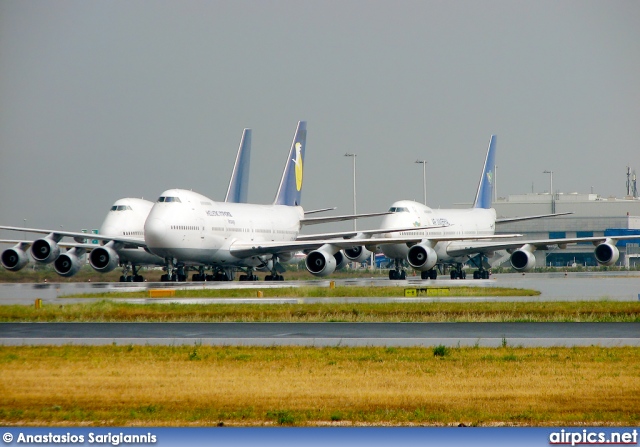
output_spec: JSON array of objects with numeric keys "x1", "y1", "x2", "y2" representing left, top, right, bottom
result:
[{"x1": 157, "y1": 196, "x2": 182, "y2": 203}]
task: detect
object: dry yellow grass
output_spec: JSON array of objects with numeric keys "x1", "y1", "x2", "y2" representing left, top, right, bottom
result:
[{"x1": 1, "y1": 345, "x2": 638, "y2": 426}]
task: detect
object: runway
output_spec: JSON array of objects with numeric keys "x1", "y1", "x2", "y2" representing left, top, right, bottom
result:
[
  {"x1": 1, "y1": 322, "x2": 638, "y2": 347},
  {"x1": 1, "y1": 271, "x2": 640, "y2": 305}
]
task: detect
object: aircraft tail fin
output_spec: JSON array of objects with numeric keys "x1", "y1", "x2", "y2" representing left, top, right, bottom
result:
[
  {"x1": 472, "y1": 135, "x2": 497, "y2": 209},
  {"x1": 274, "y1": 121, "x2": 307, "y2": 206},
  {"x1": 225, "y1": 128, "x2": 251, "y2": 203}
]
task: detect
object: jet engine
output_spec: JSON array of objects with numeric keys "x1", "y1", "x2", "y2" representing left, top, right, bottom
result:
[
  {"x1": 1, "y1": 246, "x2": 29, "y2": 271},
  {"x1": 30, "y1": 238, "x2": 60, "y2": 264},
  {"x1": 334, "y1": 250, "x2": 349, "y2": 270},
  {"x1": 509, "y1": 248, "x2": 536, "y2": 272},
  {"x1": 54, "y1": 248, "x2": 86, "y2": 277},
  {"x1": 594, "y1": 241, "x2": 619, "y2": 266},
  {"x1": 305, "y1": 246, "x2": 345, "y2": 277},
  {"x1": 89, "y1": 246, "x2": 120, "y2": 273},
  {"x1": 343, "y1": 245, "x2": 372, "y2": 263},
  {"x1": 407, "y1": 242, "x2": 437, "y2": 271}
]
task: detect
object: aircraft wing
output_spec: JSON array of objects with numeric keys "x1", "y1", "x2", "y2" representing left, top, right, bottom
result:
[
  {"x1": 0, "y1": 226, "x2": 146, "y2": 247},
  {"x1": 0, "y1": 240, "x2": 27, "y2": 245},
  {"x1": 445, "y1": 235, "x2": 640, "y2": 257},
  {"x1": 229, "y1": 232, "x2": 524, "y2": 258},
  {"x1": 300, "y1": 211, "x2": 392, "y2": 226},
  {"x1": 296, "y1": 224, "x2": 448, "y2": 241},
  {"x1": 228, "y1": 236, "x2": 426, "y2": 258},
  {"x1": 303, "y1": 207, "x2": 337, "y2": 215},
  {"x1": 496, "y1": 212, "x2": 573, "y2": 224},
  {"x1": 0, "y1": 238, "x2": 108, "y2": 250}
]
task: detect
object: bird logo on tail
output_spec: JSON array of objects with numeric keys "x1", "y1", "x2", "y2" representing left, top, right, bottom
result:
[{"x1": 293, "y1": 142, "x2": 303, "y2": 191}]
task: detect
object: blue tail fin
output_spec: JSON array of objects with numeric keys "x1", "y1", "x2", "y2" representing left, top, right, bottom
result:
[
  {"x1": 274, "y1": 121, "x2": 307, "y2": 206},
  {"x1": 472, "y1": 135, "x2": 497, "y2": 209},
  {"x1": 225, "y1": 128, "x2": 251, "y2": 203}
]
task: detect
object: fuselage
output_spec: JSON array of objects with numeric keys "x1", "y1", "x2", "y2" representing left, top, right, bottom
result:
[
  {"x1": 379, "y1": 200, "x2": 496, "y2": 262},
  {"x1": 144, "y1": 189, "x2": 304, "y2": 267},
  {"x1": 99, "y1": 198, "x2": 163, "y2": 266}
]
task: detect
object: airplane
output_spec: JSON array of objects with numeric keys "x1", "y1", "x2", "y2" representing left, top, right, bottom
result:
[
  {"x1": 0, "y1": 128, "x2": 253, "y2": 281},
  {"x1": 345, "y1": 135, "x2": 638, "y2": 280},
  {"x1": 141, "y1": 121, "x2": 440, "y2": 282},
  {"x1": 0, "y1": 122, "x2": 413, "y2": 281}
]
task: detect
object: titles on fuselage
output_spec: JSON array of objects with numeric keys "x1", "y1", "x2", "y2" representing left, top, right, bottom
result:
[
  {"x1": 206, "y1": 210, "x2": 233, "y2": 217},
  {"x1": 431, "y1": 218, "x2": 450, "y2": 226}
]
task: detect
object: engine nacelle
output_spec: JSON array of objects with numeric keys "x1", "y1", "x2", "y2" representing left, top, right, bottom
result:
[
  {"x1": 54, "y1": 249, "x2": 86, "y2": 277},
  {"x1": 89, "y1": 246, "x2": 120, "y2": 273},
  {"x1": 334, "y1": 251, "x2": 349, "y2": 271},
  {"x1": 407, "y1": 243, "x2": 437, "y2": 271},
  {"x1": 1, "y1": 246, "x2": 29, "y2": 271},
  {"x1": 343, "y1": 245, "x2": 372, "y2": 263},
  {"x1": 594, "y1": 242, "x2": 619, "y2": 266},
  {"x1": 510, "y1": 249, "x2": 536, "y2": 272},
  {"x1": 30, "y1": 238, "x2": 60, "y2": 264},
  {"x1": 305, "y1": 249, "x2": 338, "y2": 277}
]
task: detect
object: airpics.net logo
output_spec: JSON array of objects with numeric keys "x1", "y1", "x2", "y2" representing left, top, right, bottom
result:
[{"x1": 549, "y1": 429, "x2": 638, "y2": 446}]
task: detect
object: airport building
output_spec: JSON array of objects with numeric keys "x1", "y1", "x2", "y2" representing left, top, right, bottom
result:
[{"x1": 475, "y1": 192, "x2": 640, "y2": 268}]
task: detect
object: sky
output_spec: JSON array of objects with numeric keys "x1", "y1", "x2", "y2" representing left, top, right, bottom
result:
[{"x1": 1, "y1": 0, "x2": 639, "y2": 235}]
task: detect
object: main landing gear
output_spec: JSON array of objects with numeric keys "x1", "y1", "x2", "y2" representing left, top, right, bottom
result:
[
  {"x1": 191, "y1": 266, "x2": 236, "y2": 282},
  {"x1": 421, "y1": 269, "x2": 438, "y2": 280},
  {"x1": 239, "y1": 268, "x2": 259, "y2": 281},
  {"x1": 449, "y1": 263, "x2": 467, "y2": 279},
  {"x1": 119, "y1": 263, "x2": 144, "y2": 282},
  {"x1": 264, "y1": 256, "x2": 285, "y2": 281},
  {"x1": 466, "y1": 255, "x2": 491, "y2": 279},
  {"x1": 388, "y1": 259, "x2": 406, "y2": 280}
]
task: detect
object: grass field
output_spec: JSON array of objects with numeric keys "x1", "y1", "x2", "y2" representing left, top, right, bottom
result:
[
  {"x1": 1, "y1": 299, "x2": 639, "y2": 322},
  {"x1": 0, "y1": 345, "x2": 638, "y2": 426},
  {"x1": 62, "y1": 285, "x2": 540, "y2": 299},
  {"x1": 2, "y1": 280, "x2": 638, "y2": 427}
]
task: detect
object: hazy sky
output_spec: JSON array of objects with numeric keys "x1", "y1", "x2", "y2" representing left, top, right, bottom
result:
[{"x1": 1, "y1": 0, "x2": 639, "y2": 235}]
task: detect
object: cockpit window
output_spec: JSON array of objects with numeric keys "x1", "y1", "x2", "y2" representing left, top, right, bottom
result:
[
  {"x1": 388, "y1": 207, "x2": 409, "y2": 213},
  {"x1": 157, "y1": 196, "x2": 182, "y2": 203},
  {"x1": 110, "y1": 205, "x2": 133, "y2": 211}
]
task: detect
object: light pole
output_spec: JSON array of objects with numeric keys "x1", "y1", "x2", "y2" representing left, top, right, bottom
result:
[
  {"x1": 415, "y1": 160, "x2": 427, "y2": 204},
  {"x1": 344, "y1": 153, "x2": 357, "y2": 231},
  {"x1": 494, "y1": 165, "x2": 498, "y2": 203},
  {"x1": 543, "y1": 170, "x2": 554, "y2": 213}
]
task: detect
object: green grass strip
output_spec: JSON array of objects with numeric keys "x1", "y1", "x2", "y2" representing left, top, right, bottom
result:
[{"x1": 1, "y1": 300, "x2": 638, "y2": 322}]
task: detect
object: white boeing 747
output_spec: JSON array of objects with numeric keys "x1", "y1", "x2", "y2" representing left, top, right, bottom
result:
[
  {"x1": 343, "y1": 135, "x2": 638, "y2": 280},
  {"x1": 142, "y1": 121, "x2": 439, "y2": 281},
  {"x1": 0, "y1": 128, "x2": 253, "y2": 281}
]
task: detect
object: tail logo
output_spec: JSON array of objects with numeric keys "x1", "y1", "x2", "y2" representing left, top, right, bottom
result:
[
  {"x1": 293, "y1": 142, "x2": 303, "y2": 191},
  {"x1": 486, "y1": 170, "x2": 493, "y2": 185}
]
